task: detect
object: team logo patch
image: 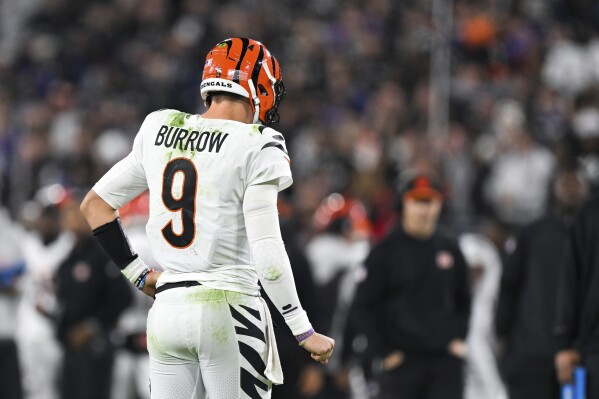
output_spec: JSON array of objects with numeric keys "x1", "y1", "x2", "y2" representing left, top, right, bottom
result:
[
  {"x1": 436, "y1": 251, "x2": 454, "y2": 270},
  {"x1": 72, "y1": 262, "x2": 92, "y2": 282}
]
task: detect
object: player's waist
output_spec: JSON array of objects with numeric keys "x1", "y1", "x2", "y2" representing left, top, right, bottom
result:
[
  {"x1": 155, "y1": 280, "x2": 202, "y2": 295},
  {"x1": 157, "y1": 271, "x2": 260, "y2": 296},
  {"x1": 153, "y1": 283, "x2": 260, "y2": 307}
]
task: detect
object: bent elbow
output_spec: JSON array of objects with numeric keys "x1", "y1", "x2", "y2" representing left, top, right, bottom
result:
[
  {"x1": 80, "y1": 193, "x2": 91, "y2": 216},
  {"x1": 80, "y1": 190, "x2": 99, "y2": 222}
]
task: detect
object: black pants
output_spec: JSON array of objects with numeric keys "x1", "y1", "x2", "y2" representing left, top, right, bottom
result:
[
  {"x1": 61, "y1": 346, "x2": 114, "y2": 399},
  {"x1": 505, "y1": 370, "x2": 558, "y2": 399},
  {"x1": 502, "y1": 357, "x2": 558, "y2": 399},
  {"x1": 582, "y1": 352, "x2": 599, "y2": 399},
  {"x1": 0, "y1": 339, "x2": 23, "y2": 399},
  {"x1": 377, "y1": 354, "x2": 463, "y2": 399}
]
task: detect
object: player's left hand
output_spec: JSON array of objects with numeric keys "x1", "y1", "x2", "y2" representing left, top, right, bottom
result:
[
  {"x1": 142, "y1": 271, "x2": 162, "y2": 298},
  {"x1": 302, "y1": 332, "x2": 335, "y2": 364}
]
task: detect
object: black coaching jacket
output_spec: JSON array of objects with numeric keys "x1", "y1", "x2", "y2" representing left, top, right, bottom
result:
[
  {"x1": 352, "y1": 225, "x2": 471, "y2": 358},
  {"x1": 555, "y1": 196, "x2": 599, "y2": 354},
  {"x1": 56, "y1": 237, "x2": 132, "y2": 346}
]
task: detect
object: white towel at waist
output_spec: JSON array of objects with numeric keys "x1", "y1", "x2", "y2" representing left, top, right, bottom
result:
[{"x1": 259, "y1": 297, "x2": 284, "y2": 385}]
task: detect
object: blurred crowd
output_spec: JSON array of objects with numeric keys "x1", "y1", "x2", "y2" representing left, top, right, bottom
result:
[
  {"x1": 2, "y1": 0, "x2": 599, "y2": 230},
  {"x1": 2, "y1": 0, "x2": 599, "y2": 398}
]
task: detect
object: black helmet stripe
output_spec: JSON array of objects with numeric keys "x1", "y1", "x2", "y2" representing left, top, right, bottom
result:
[
  {"x1": 271, "y1": 54, "x2": 277, "y2": 77},
  {"x1": 224, "y1": 39, "x2": 233, "y2": 57},
  {"x1": 217, "y1": 39, "x2": 233, "y2": 57},
  {"x1": 233, "y1": 38, "x2": 250, "y2": 83},
  {"x1": 250, "y1": 45, "x2": 265, "y2": 91}
]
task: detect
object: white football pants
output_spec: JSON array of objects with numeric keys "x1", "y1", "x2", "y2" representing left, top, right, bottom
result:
[{"x1": 147, "y1": 285, "x2": 273, "y2": 399}]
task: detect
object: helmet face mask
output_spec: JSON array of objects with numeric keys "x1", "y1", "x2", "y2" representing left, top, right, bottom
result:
[
  {"x1": 265, "y1": 80, "x2": 286, "y2": 127},
  {"x1": 201, "y1": 38, "x2": 285, "y2": 127}
]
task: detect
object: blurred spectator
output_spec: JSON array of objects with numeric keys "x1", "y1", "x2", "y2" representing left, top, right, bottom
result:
[
  {"x1": 459, "y1": 232, "x2": 507, "y2": 399},
  {"x1": 484, "y1": 100, "x2": 556, "y2": 228},
  {"x1": 0, "y1": 207, "x2": 25, "y2": 399},
  {"x1": 15, "y1": 185, "x2": 75, "y2": 399},
  {"x1": 352, "y1": 173, "x2": 470, "y2": 399},
  {"x1": 305, "y1": 193, "x2": 372, "y2": 398},
  {"x1": 571, "y1": 87, "x2": 599, "y2": 194},
  {"x1": 554, "y1": 194, "x2": 599, "y2": 396},
  {"x1": 542, "y1": 28, "x2": 599, "y2": 98},
  {"x1": 110, "y1": 194, "x2": 154, "y2": 399},
  {"x1": 55, "y1": 197, "x2": 132, "y2": 399},
  {"x1": 497, "y1": 169, "x2": 588, "y2": 399}
]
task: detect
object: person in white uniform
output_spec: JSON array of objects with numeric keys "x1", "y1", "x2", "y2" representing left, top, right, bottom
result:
[
  {"x1": 14, "y1": 191, "x2": 75, "y2": 399},
  {"x1": 459, "y1": 233, "x2": 507, "y2": 399},
  {"x1": 80, "y1": 37, "x2": 335, "y2": 399}
]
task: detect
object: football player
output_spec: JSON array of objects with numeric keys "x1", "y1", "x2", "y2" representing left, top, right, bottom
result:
[{"x1": 81, "y1": 37, "x2": 334, "y2": 398}]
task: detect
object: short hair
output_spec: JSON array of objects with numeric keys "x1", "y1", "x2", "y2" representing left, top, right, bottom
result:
[{"x1": 205, "y1": 91, "x2": 247, "y2": 106}]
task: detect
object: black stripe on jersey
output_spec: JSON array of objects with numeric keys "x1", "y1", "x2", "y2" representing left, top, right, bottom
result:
[
  {"x1": 282, "y1": 306, "x2": 298, "y2": 315},
  {"x1": 240, "y1": 304, "x2": 262, "y2": 321},
  {"x1": 230, "y1": 305, "x2": 266, "y2": 342},
  {"x1": 239, "y1": 341, "x2": 266, "y2": 376},
  {"x1": 241, "y1": 368, "x2": 268, "y2": 399},
  {"x1": 272, "y1": 134, "x2": 284, "y2": 142},
  {"x1": 233, "y1": 38, "x2": 250, "y2": 83},
  {"x1": 250, "y1": 45, "x2": 265, "y2": 88},
  {"x1": 261, "y1": 142, "x2": 287, "y2": 154},
  {"x1": 258, "y1": 125, "x2": 266, "y2": 134}
]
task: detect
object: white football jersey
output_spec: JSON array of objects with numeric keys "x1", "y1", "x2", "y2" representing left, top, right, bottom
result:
[{"x1": 93, "y1": 109, "x2": 292, "y2": 295}]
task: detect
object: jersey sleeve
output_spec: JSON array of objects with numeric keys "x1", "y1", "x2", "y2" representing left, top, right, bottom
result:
[
  {"x1": 92, "y1": 112, "x2": 157, "y2": 209},
  {"x1": 246, "y1": 127, "x2": 292, "y2": 191},
  {"x1": 243, "y1": 183, "x2": 312, "y2": 336}
]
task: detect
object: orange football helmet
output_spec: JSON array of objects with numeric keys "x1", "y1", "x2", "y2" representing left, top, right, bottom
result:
[
  {"x1": 201, "y1": 37, "x2": 286, "y2": 127},
  {"x1": 313, "y1": 193, "x2": 372, "y2": 238}
]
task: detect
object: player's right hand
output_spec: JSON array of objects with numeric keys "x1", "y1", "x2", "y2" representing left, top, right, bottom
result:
[
  {"x1": 142, "y1": 270, "x2": 162, "y2": 298},
  {"x1": 555, "y1": 349, "x2": 581, "y2": 384},
  {"x1": 301, "y1": 332, "x2": 335, "y2": 365}
]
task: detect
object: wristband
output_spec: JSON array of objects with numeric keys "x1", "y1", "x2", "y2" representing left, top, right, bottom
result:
[
  {"x1": 284, "y1": 309, "x2": 313, "y2": 337},
  {"x1": 122, "y1": 257, "x2": 148, "y2": 283},
  {"x1": 296, "y1": 328, "x2": 315, "y2": 346},
  {"x1": 135, "y1": 269, "x2": 153, "y2": 291}
]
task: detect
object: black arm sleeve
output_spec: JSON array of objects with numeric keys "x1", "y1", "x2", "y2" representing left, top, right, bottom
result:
[{"x1": 92, "y1": 218, "x2": 138, "y2": 270}]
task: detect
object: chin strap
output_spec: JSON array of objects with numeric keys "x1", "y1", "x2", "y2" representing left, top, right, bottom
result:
[
  {"x1": 247, "y1": 78, "x2": 261, "y2": 124},
  {"x1": 262, "y1": 61, "x2": 277, "y2": 87},
  {"x1": 261, "y1": 62, "x2": 280, "y2": 127}
]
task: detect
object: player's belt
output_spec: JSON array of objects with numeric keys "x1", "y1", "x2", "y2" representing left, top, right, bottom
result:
[{"x1": 155, "y1": 281, "x2": 202, "y2": 295}]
